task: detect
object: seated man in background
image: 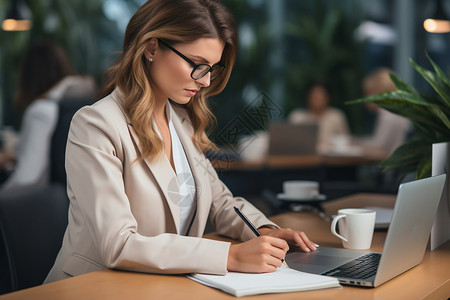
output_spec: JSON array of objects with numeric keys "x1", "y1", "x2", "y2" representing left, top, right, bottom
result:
[{"x1": 359, "y1": 68, "x2": 411, "y2": 154}]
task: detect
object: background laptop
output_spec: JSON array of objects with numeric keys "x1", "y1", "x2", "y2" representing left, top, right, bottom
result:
[
  {"x1": 268, "y1": 122, "x2": 318, "y2": 155},
  {"x1": 285, "y1": 174, "x2": 446, "y2": 287}
]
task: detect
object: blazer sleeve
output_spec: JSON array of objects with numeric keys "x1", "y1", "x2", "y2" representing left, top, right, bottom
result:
[{"x1": 65, "y1": 106, "x2": 230, "y2": 275}]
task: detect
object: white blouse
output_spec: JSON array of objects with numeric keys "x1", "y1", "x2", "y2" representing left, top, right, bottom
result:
[{"x1": 160, "y1": 103, "x2": 197, "y2": 235}]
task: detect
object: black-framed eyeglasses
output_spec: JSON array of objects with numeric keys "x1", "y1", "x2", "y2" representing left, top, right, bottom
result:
[{"x1": 158, "y1": 39, "x2": 225, "y2": 81}]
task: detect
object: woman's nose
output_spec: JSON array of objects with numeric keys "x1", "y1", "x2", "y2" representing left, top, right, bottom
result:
[{"x1": 195, "y1": 72, "x2": 211, "y2": 87}]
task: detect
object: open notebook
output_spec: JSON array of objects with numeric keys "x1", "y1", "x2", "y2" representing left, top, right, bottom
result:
[{"x1": 188, "y1": 265, "x2": 340, "y2": 297}]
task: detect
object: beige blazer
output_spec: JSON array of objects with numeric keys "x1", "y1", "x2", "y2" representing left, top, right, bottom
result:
[{"x1": 44, "y1": 89, "x2": 276, "y2": 283}]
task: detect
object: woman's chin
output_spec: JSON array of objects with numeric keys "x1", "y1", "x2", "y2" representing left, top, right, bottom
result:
[{"x1": 170, "y1": 97, "x2": 192, "y2": 105}]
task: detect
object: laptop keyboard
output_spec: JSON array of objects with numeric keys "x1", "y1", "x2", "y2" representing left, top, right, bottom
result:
[{"x1": 321, "y1": 253, "x2": 381, "y2": 279}]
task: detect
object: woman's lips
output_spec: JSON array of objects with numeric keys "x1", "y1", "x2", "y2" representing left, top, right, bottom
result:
[{"x1": 185, "y1": 89, "x2": 199, "y2": 96}]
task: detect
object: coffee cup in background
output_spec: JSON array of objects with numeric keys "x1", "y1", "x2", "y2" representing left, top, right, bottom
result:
[
  {"x1": 331, "y1": 208, "x2": 376, "y2": 250},
  {"x1": 238, "y1": 131, "x2": 269, "y2": 162},
  {"x1": 330, "y1": 134, "x2": 350, "y2": 153},
  {"x1": 282, "y1": 180, "x2": 319, "y2": 199}
]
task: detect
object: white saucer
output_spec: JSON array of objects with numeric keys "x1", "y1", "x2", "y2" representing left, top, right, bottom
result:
[
  {"x1": 322, "y1": 147, "x2": 363, "y2": 157},
  {"x1": 276, "y1": 193, "x2": 327, "y2": 202}
]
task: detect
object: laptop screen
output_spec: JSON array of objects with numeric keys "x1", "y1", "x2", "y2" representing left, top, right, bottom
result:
[{"x1": 268, "y1": 122, "x2": 318, "y2": 155}]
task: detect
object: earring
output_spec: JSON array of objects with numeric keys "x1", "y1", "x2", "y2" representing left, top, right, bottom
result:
[{"x1": 148, "y1": 57, "x2": 153, "y2": 62}]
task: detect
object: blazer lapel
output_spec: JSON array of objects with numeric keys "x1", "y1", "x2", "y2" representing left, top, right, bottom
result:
[
  {"x1": 112, "y1": 91, "x2": 181, "y2": 233},
  {"x1": 126, "y1": 123, "x2": 181, "y2": 233}
]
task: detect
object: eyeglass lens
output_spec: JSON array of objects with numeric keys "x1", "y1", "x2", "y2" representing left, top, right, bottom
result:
[{"x1": 192, "y1": 64, "x2": 224, "y2": 80}]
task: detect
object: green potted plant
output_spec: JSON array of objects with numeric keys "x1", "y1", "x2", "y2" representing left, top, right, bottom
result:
[{"x1": 348, "y1": 54, "x2": 450, "y2": 179}]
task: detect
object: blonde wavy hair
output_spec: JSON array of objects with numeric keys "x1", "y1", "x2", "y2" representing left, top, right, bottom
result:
[{"x1": 102, "y1": 0, "x2": 238, "y2": 160}]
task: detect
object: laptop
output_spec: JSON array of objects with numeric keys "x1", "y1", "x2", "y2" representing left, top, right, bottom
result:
[
  {"x1": 268, "y1": 122, "x2": 318, "y2": 155},
  {"x1": 285, "y1": 174, "x2": 447, "y2": 287}
]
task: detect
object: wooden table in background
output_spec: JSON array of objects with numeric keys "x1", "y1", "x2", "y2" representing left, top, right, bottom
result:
[
  {"x1": 212, "y1": 150, "x2": 391, "y2": 200},
  {"x1": 212, "y1": 148, "x2": 389, "y2": 171},
  {"x1": 1, "y1": 193, "x2": 449, "y2": 300}
]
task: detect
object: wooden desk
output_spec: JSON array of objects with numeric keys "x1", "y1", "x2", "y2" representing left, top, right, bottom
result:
[{"x1": 1, "y1": 194, "x2": 449, "y2": 300}]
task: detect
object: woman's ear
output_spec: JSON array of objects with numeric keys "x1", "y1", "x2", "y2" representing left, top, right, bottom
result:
[{"x1": 145, "y1": 38, "x2": 158, "y2": 60}]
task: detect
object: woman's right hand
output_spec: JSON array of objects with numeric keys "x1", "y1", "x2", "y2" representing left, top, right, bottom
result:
[{"x1": 227, "y1": 236, "x2": 289, "y2": 273}]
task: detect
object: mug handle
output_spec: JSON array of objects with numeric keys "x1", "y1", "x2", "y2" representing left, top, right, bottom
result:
[{"x1": 331, "y1": 215, "x2": 348, "y2": 242}]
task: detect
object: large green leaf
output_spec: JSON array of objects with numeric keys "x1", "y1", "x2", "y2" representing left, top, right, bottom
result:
[
  {"x1": 348, "y1": 54, "x2": 450, "y2": 179},
  {"x1": 416, "y1": 155, "x2": 432, "y2": 179},
  {"x1": 348, "y1": 90, "x2": 433, "y2": 107},
  {"x1": 350, "y1": 88, "x2": 450, "y2": 133},
  {"x1": 389, "y1": 73, "x2": 420, "y2": 95},
  {"x1": 410, "y1": 59, "x2": 450, "y2": 107},
  {"x1": 380, "y1": 140, "x2": 431, "y2": 179},
  {"x1": 424, "y1": 55, "x2": 450, "y2": 120},
  {"x1": 429, "y1": 106, "x2": 450, "y2": 131},
  {"x1": 348, "y1": 92, "x2": 447, "y2": 133},
  {"x1": 380, "y1": 103, "x2": 448, "y2": 134},
  {"x1": 426, "y1": 52, "x2": 450, "y2": 92}
]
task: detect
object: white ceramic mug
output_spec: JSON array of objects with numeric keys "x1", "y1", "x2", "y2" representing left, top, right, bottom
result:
[
  {"x1": 283, "y1": 180, "x2": 319, "y2": 199},
  {"x1": 331, "y1": 208, "x2": 376, "y2": 250}
]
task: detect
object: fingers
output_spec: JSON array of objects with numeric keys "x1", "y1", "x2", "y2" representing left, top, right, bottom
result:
[
  {"x1": 256, "y1": 236, "x2": 288, "y2": 269},
  {"x1": 292, "y1": 231, "x2": 317, "y2": 252},
  {"x1": 262, "y1": 238, "x2": 288, "y2": 271},
  {"x1": 265, "y1": 254, "x2": 283, "y2": 270},
  {"x1": 263, "y1": 235, "x2": 289, "y2": 255},
  {"x1": 227, "y1": 229, "x2": 318, "y2": 274},
  {"x1": 262, "y1": 236, "x2": 289, "y2": 265},
  {"x1": 227, "y1": 236, "x2": 289, "y2": 273},
  {"x1": 264, "y1": 228, "x2": 319, "y2": 252}
]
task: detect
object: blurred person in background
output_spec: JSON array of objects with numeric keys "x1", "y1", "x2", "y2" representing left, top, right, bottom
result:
[
  {"x1": 0, "y1": 40, "x2": 97, "y2": 190},
  {"x1": 359, "y1": 68, "x2": 411, "y2": 154},
  {"x1": 288, "y1": 80, "x2": 350, "y2": 153}
]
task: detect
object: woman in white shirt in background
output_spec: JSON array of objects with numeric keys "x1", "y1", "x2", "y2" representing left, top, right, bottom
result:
[
  {"x1": 288, "y1": 81, "x2": 350, "y2": 153},
  {"x1": 0, "y1": 40, "x2": 96, "y2": 190}
]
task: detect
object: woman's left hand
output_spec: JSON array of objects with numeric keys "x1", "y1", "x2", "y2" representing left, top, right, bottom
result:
[{"x1": 258, "y1": 227, "x2": 318, "y2": 253}]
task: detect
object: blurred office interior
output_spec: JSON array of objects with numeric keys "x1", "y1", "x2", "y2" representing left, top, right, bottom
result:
[
  {"x1": 2, "y1": 0, "x2": 450, "y2": 295},
  {"x1": 1, "y1": 0, "x2": 449, "y2": 130},
  {"x1": 1, "y1": 0, "x2": 449, "y2": 206}
]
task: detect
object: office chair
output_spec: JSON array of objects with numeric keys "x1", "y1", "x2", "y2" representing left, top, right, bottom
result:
[
  {"x1": 0, "y1": 97, "x2": 91, "y2": 294},
  {"x1": 0, "y1": 184, "x2": 69, "y2": 293}
]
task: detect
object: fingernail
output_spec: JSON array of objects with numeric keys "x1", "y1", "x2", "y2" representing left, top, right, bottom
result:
[{"x1": 314, "y1": 244, "x2": 320, "y2": 248}]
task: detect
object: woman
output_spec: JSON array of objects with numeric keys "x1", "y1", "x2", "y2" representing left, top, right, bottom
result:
[
  {"x1": 288, "y1": 81, "x2": 350, "y2": 153},
  {"x1": 0, "y1": 40, "x2": 96, "y2": 190},
  {"x1": 45, "y1": 0, "x2": 317, "y2": 283}
]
